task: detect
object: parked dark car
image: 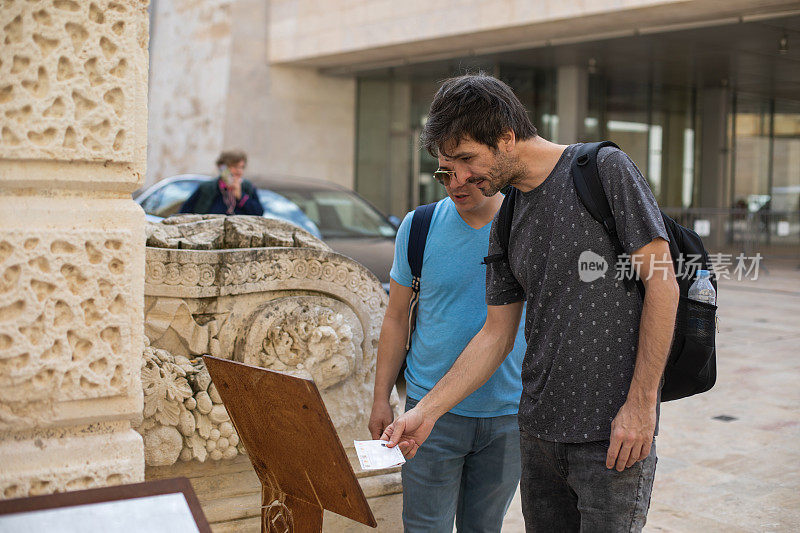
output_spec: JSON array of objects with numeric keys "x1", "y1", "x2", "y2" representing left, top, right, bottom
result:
[{"x1": 135, "y1": 175, "x2": 398, "y2": 291}]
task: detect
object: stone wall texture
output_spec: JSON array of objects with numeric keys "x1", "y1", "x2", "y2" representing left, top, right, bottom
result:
[
  {"x1": 0, "y1": 0, "x2": 148, "y2": 499},
  {"x1": 1, "y1": 0, "x2": 147, "y2": 162}
]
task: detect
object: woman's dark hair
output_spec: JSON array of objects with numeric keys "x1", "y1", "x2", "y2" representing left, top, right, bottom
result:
[{"x1": 420, "y1": 73, "x2": 537, "y2": 157}]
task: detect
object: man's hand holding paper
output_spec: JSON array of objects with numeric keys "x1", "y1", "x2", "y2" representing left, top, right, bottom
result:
[{"x1": 354, "y1": 440, "x2": 407, "y2": 471}]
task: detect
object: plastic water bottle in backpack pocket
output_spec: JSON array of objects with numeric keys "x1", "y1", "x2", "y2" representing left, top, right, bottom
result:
[
  {"x1": 662, "y1": 270, "x2": 718, "y2": 401},
  {"x1": 686, "y1": 269, "x2": 717, "y2": 340}
]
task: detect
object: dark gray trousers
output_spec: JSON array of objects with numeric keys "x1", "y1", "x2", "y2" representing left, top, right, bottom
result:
[{"x1": 519, "y1": 430, "x2": 657, "y2": 532}]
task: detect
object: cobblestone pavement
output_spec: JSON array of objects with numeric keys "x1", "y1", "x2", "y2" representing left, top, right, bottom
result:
[{"x1": 501, "y1": 259, "x2": 800, "y2": 532}]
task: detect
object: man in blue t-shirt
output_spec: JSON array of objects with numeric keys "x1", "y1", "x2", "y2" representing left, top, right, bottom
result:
[{"x1": 369, "y1": 164, "x2": 527, "y2": 532}]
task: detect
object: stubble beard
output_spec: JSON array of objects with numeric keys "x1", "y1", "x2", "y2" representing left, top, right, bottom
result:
[
  {"x1": 474, "y1": 152, "x2": 525, "y2": 197},
  {"x1": 475, "y1": 178, "x2": 503, "y2": 197}
]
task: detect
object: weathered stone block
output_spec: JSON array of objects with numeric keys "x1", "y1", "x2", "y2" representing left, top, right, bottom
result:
[
  {"x1": 0, "y1": 0, "x2": 148, "y2": 163},
  {"x1": 139, "y1": 216, "x2": 402, "y2": 530},
  {"x1": 0, "y1": 0, "x2": 148, "y2": 501},
  {"x1": 0, "y1": 231, "x2": 136, "y2": 412}
]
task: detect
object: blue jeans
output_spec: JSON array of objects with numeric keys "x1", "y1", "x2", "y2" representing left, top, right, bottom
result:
[
  {"x1": 519, "y1": 430, "x2": 657, "y2": 532},
  {"x1": 401, "y1": 397, "x2": 521, "y2": 533}
]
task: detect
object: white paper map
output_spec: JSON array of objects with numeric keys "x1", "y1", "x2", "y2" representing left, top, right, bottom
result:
[{"x1": 354, "y1": 440, "x2": 406, "y2": 470}]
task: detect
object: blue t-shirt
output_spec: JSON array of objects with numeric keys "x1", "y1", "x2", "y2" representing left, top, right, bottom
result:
[{"x1": 390, "y1": 198, "x2": 526, "y2": 417}]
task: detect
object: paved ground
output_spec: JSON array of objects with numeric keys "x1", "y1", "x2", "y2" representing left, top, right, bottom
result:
[{"x1": 500, "y1": 258, "x2": 800, "y2": 532}]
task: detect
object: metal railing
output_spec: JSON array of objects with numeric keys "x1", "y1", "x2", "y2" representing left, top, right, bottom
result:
[{"x1": 660, "y1": 208, "x2": 800, "y2": 257}]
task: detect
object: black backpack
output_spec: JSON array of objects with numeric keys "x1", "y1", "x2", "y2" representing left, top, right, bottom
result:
[{"x1": 486, "y1": 141, "x2": 717, "y2": 402}]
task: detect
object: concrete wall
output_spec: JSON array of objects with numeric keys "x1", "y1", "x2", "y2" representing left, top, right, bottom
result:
[
  {"x1": 146, "y1": 0, "x2": 235, "y2": 184},
  {"x1": 268, "y1": 0, "x2": 800, "y2": 69},
  {"x1": 0, "y1": 0, "x2": 148, "y2": 498},
  {"x1": 147, "y1": 0, "x2": 232, "y2": 184},
  {"x1": 147, "y1": 0, "x2": 356, "y2": 189}
]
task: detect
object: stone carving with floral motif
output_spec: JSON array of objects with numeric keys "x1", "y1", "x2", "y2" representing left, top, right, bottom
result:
[
  {"x1": 135, "y1": 338, "x2": 242, "y2": 466},
  {"x1": 235, "y1": 296, "x2": 372, "y2": 445}
]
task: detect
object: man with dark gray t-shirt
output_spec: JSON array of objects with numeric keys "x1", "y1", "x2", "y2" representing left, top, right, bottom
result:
[
  {"x1": 382, "y1": 74, "x2": 680, "y2": 532},
  {"x1": 486, "y1": 143, "x2": 669, "y2": 443}
]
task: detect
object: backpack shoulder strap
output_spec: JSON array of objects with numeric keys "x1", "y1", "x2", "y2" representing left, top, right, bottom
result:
[
  {"x1": 571, "y1": 141, "x2": 623, "y2": 255},
  {"x1": 408, "y1": 201, "x2": 438, "y2": 281},
  {"x1": 572, "y1": 141, "x2": 644, "y2": 298},
  {"x1": 405, "y1": 201, "x2": 437, "y2": 350},
  {"x1": 482, "y1": 186, "x2": 518, "y2": 265}
]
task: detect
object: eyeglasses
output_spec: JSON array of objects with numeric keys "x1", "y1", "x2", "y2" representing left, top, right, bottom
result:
[{"x1": 433, "y1": 168, "x2": 457, "y2": 186}]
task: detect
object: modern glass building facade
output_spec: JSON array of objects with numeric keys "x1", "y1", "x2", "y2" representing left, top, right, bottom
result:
[{"x1": 354, "y1": 15, "x2": 800, "y2": 253}]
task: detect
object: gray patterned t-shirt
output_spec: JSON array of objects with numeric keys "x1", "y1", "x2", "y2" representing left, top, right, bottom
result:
[{"x1": 486, "y1": 144, "x2": 669, "y2": 443}]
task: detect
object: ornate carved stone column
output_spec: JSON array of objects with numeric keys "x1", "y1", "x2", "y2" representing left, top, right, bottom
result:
[{"x1": 0, "y1": 0, "x2": 148, "y2": 497}]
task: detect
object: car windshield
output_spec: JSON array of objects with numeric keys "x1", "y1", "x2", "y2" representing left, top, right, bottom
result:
[
  {"x1": 256, "y1": 190, "x2": 321, "y2": 238},
  {"x1": 141, "y1": 179, "x2": 203, "y2": 218},
  {"x1": 275, "y1": 190, "x2": 397, "y2": 239}
]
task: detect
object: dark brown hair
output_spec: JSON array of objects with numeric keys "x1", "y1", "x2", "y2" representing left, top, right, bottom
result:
[{"x1": 420, "y1": 73, "x2": 537, "y2": 157}]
